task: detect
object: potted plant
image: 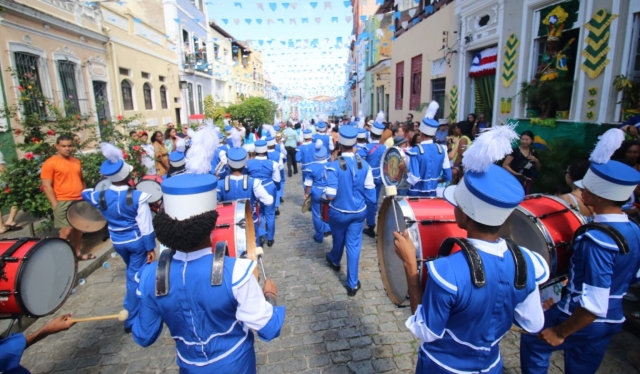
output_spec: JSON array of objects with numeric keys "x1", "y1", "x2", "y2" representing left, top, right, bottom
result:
[
  {"x1": 551, "y1": 81, "x2": 574, "y2": 120},
  {"x1": 613, "y1": 74, "x2": 640, "y2": 121}
]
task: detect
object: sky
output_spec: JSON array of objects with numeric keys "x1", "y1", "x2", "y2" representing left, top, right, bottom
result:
[{"x1": 206, "y1": 0, "x2": 354, "y2": 100}]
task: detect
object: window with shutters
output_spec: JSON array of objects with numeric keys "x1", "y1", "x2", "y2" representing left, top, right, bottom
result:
[
  {"x1": 57, "y1": 60, "x2": 80, "y2": 115},
  {"x1": 395, "y1": 61, "x2": 404, "y2": 110},
  {"x1": 197, "y1": 85, "x2": 203, "y2": 114},
  {"x1": 121, "y1": 80, "x2": 134, "y2": 111},
  {"x1": 160, "y1": 85, "x2": 168, "y2": 109},
  {"x1": 431, "y1": 78, "x2": 446, "y2": 120},
  {"x1": 143, "y1": 83, "x2": 153, "y2": 110},
  {"x1": 187, "y1": 83, "x2": 195, "y2": 115},
  {"x1": 410, "y1": 55, "x2": 422, "y2": 111}
]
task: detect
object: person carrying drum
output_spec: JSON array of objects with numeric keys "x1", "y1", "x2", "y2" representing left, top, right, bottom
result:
[
  {"x1": 406, "y1": 101, "x2": 452, "y2": 197},
  {"x1": 362, "y1": 112, "x2": 387, "y2": 238},
  {"x1": 211, "y1": 131, "x2": 230, "y2": 180},
  {"x1": 393, "y1": 124, "x2": 549, "y2": 373},
  {"x1": 312, "y1": 116, "x2": 334, "y2": 160},
  {"x1": 133, "y1": 124, "x2": 285, "y2": 373},
  {"x1": 304, "y1": 141, "x2": 331, "y2": 243},
  {"x1": 81, "y1": 143, "x2": 156, "y2": 332},
  {"x1": 520, "y1": 128, "x2": 640, "y2": 374},
  {"x1": 247, "y1": 139, "x2": 281, "y2": 248},
  {"x1": 324, "y1": 126, "x2": 377, "y2": 296},
  {"x1": 218, "y1": 147, "x2": 273, "y2": 247},
  {"x1": 296, "y1": 129, "x2": 316, "y2": 193},
  {"x1": 266, "y1": 134, "x2": 285, "y2": 216},
  {"x1": 165, "y1": 138, "x2": 187, "y2": 179}
]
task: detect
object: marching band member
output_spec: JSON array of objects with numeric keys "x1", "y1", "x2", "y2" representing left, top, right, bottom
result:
[
  {"x1": 304, "y1": 141, "x2": 331, "y2": 243},
  {"x1": 211, "y1": 134, "x2": 229, "y2": 180},
  {"x1": 355, "y1": 128, "x2": 369, "y2": 157},
  {"x1": 394, "y1": 124, "x2": 549, "y2": 373},
  {"x1": 520, "y1": 128, "x2": 640, "y2": 374},
  {"x1": 362, "y1": 112, "x2": 387, "y2": 238},
  {"x1": 81, "y1": 143, "x2": 156, "y2": 332},
  {"x1": 324, "y1": 126, "x2": 376, "y2": 296},
  {"x1": 165, "y1": 138, "x2": 187, "y2": 179},
  {"x1": 132, "y1": 124, "x2": 285, "y2": 373},
  {"x1": 406, "y1": 101, "x2": 452, "y2": 197},
  {"x1": 247, "y1": 139, "x2": 281, "y2": 247},
  {"x1": 312, "y1": 116, "x2": 334, "y2": 159},
  {"x1": 296, "y1": 129, "x2": 316, "y2": 192},
  {"x1": 266, "y1": 134, "x2": 285, "y2": 215},
  {"x1": 218, "y1": 148, "x2": 273, "y2": 246}
]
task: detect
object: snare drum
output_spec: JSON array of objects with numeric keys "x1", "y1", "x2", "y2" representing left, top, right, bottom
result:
[
  {"x1": 377, "y1": 196, "x2": 466, "y2": 306},
  {"x1": 95, "y1": 178, "x2": 135, "y2": 191},
  {"x1": 0, "y1": 238, "x2": 76, "y2": 317},
  {"x1": 136, "y1": 175, "x2": 164, "y2": 203},
  {"x1": 321, "y1": 199, "x2": 330, "y2": 223},
  {"x1": 211, "y1": 200, "x2": 258, "y2": 278},
  {"x1": 66, "y1": 200, "x2": 107, "y2": 233},
  {"x1": 498, "y1": 194, "x2": 586, "y2": 279}
]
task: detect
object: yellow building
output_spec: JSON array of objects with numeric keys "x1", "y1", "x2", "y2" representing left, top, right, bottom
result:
[
  {"x1": 231, "y1": 41, "x2": 265, "y2": 103},
  {"x1": 0, "y1": 0, "x2": 109, "y2": 158},
  {"x1": 100, "y1": 1, "x2": 181, "y2": 128}
]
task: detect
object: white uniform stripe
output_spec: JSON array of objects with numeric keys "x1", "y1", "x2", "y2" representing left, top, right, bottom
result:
[
  {"x1": 176, "y1": 327, "x2": 249, "y2": 366},
  {"x1": 428, "y1": 262, "x2": 457, "y2": 292}
]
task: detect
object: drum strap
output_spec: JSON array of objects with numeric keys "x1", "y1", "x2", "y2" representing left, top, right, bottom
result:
[
  {"x1": 504, "y1": 239, "x2": 528, "y2": 290},
  {"x1": 224, "y1": 176, "x2": 230, "y2": 192},
  {"x1": 243, "y1": 175, "x2": 249, "y2": 190},
  {"x1": 338, "y1": 156, "x2": 363, "y2": 171},
  {"x1": 438, "y1": 238, "x2": 486, "y2": 288},
  {"x1": 571, "y1": 223, "x2": 630, "y2": 255},
  {"x1": 126, "y1": 188, "x2": 134, "y2": 206},
  {"x1": 99, "y1": 188, "x2": 134, "y2": 210},
  {"x1": 211, "y1": 241, "x2": 227, "y2": 286},
  {"x1": 155, "y1": 248, "x2": 176, "y2": 297}
]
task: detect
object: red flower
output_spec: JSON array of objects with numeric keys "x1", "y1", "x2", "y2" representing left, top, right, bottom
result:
[
  {"x1": 39, "y1": 185, "x2": 45, "y2": 192},
  {"x1": 75, "y1": 115, "x2": 80, "y2": 120},
  {"x1": 3, "y1": 188, "x2": 9, "y2": 194},
  {"x1": 46, "y1": 129, "x2": 55, "y2": 136},
  {"x1": 24, "y1": 152, "x2": 34, "y2": 160},
  {"x1": 31, "y1": 137, "x2": 39, "y2": 143},
  {"x1": 133, "y1": 145, "x2": 140, "y2": 151},
  {"x1": 117, "y1": 115, "x2": 124, "y2": 121},
  {"x1": 18, "y1": 86, "x2": 24, "y2": 92},
  {"x1": 122, "y1": 151, "x2": 129, "y2": 159},
  {"x1": 14, "y1": 129, "x2": 22, "y2": 136}
]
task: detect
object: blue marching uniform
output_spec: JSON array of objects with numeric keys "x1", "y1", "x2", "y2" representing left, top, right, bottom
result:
[
  {"x1": 0, "y1": 333, "x2": 29, "y2": 373},
  {"x1": 520, "y1": 214, "x2": 640, "y2": 374},
  {"x1": 217, "y1": 175, "x2": 274, "y2": 246},
  {"x1": 82, "y1": 185, "x2": 155, "y2": 329},
  {"x1": 363, "y1": 140, "x2": 386, "y2": 228},
  {"x1": 354, "y1": 143, "x2": 368, "y2": 158},
  {"x1": 267, "y1": 149, "x2": 285, "y2": 208},
  {"x1": 211, "y1": 144, "x2": 229, "y2": 179},
  {"x1": 246, "y1": 157, "x2": 280, "y2": 241},
  {"x1": 325, "y1": 152, "x2": 376, "y2": 289},
  {"x1": 312, "y1": 132, "x2": 332, "y2": 159},
  {"x1": 406, "y1": 140, "x2": 452, "y2": 197},
  {"x1": 304, "y1": 160, "x2": 330, "y2": 243},
  {"x1": 406, "y1": 239, "x2": 548, "y2": 373},
  {"x1": 296, "y1": 140, "x2": 315, "y2": 191},
  {"x1": 133, "y1": 251, "x2": 285, "y2": 373}
]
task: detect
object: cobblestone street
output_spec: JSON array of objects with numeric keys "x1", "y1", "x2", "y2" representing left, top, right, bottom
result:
[{"x1": 19, "y1": 179, "x2": 640, "y2": 373}]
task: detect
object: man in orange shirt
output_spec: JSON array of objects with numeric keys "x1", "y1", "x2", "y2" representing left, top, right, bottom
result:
[{"x1": 41, "y1": 135, "x2": 90, "y2": 260}]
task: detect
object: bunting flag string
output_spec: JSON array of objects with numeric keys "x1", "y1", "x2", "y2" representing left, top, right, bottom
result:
[{"x1": 215, "y1": 16, "x2": 361, "y2": 25}]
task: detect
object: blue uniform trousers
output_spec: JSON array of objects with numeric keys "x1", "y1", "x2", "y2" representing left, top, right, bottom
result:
[
  {"x1": 114, "y1": 240, "x2": 148, "y2": 329},
  {"x1": 310, "y1": 187, "x2": 330, "y2": 242},
  {"x1": 365, "y1": 182, "x2": 383, "y2": 227},
  {"x1": 260, "y1": 183, "x2": 277, "y2": 241},
  {"x1": 520, "y1": 305, "x2": 621, "y2": 374},
  {"x1": 327, "y1": 209, "x2": 366, "y2": 288}
]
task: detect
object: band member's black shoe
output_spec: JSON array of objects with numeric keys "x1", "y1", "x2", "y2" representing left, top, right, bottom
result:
[
  {"x1": 324, "y1": 231, "x2": 332, "y2": 237},
  {"x1": 259, "y1": 236, "x2": 266, "y2": 247},
  {"x1": 363, "y1": 226, "x2": 376, "y2": 238},
  {"x1": 124, "y1": 327, "x2": 132, "y2": 334},
  {"x1": 280, "y1": 197, "x2": 284, "y2": 203},
  {"x1": 325, "y1": 254, "x2": 340, "y2": 271},
  {"x1": 313, "y1": 237, "x2": 322, "y2": 243},
  {"x1": 275, "y1": 208, "x2": 280, "y2": 216},
  {"x1": 346, "y1": 281, "x2": 361, "y2": 297},
  {"x1": 267, "y1": 240, "x2": 274, "y2": 247},
  {"x1": 288, "y1": 172, "x2": 292, "y2": 177}
]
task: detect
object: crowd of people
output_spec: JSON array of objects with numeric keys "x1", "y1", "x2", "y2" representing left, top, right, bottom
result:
[{"x1": 4, "y1": 103, "x2": 640, "y2": 374}]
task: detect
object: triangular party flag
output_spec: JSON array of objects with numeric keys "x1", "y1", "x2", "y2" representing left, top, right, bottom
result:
[
  {"x1": 234, "y1": 2, "x2": 242, "y2": 7},
  {"x1": 425, "y1": 5, "x2": 433, "y2": 13},
  {"x1": 331, "y1": 16, "x2": 338, "y2": 23},
  {"x1": 278, "y1": 18, "x2": 284, "y2": 23},
  {"x1": 245, "y1": 19, "x2": 252, "y2": 24},
  {"x1": 269, "y1": 2, "x2": 277, "y2": 10},
  {"x1": 325, "y1": 1, "x2": 331, "y2": 9},
  {"x1": 267, "y1": 18, "x2": 274, "y2": 24},
  {"x1": 376, "y1": 14, "x2": 384, "y2": 21},
  {"x1": 315, "y1": 17, "x2": 321, "y2": 24},
  {"x1": 234, "y1": 19, "x2": 240, "y2": 24},
  {"x1": 257, "y1": 2, "x2": 264, "y2": 10},
  {"x1": 389, "y1": 25, "x2": 395, "y2": 31},
  {"x1": 376, "y1": 28, "x2": 383, "y2": 37},
  {"x1": 343, "y1": 0, "x2": 350, "y2": 7},
  {"x1": 290, "y1": 18, "x2": 296, "y2": 24},
  {"x1": 256, "y1": 18, "x2": 263, "y2": 24},
  {"x1": 194, "y1": 18, "x2": 200, "y2": 22},
  {"x1": 401, "y1": 21, "x2": 408, "y2": 29},
  {"x1": 290, "y1": 2, "x2": 297, "y2": 9},
  {"x1": 310, "y1": 1, "x2": 317, "y2": 8},
  {"x1": 267, "y1": 39, "x2": 273, "y2": 44},
  {"x1": 281, "y1": 40, "x2": 286, "y2": 45},
  {"x1": 393, "y1": 11, "x2": 400, "y2": 20},
  {"x1": 360, "y1": 15, "x2": 366, "y2": 22},
  {"x1": 345, "y1": 16, "x2": 352, "y2": 22},
  {"x1": 409, "y1": 8, "x2": 416, "y2": 17},
  {"x1": 282, "y1": 2, "x2": 289, "y2": 9},
  {"x1": 412, "y1": 18, "x2": 419, "y2": 25},
  {"x1": 173, "y1": 18, "x2": 181, "y2": 23}
]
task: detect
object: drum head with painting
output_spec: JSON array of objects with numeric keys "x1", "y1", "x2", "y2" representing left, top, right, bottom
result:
[
  {"x1": 377, "y1": 197, "x2": 410, "y2": 306},
  {"x1": 381, "y1": 147, "x2": 405, "y2": 188}
]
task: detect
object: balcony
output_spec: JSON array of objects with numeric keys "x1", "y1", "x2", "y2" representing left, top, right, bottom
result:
[{"x1": 183, "y1": 52, "x2": 212, "y2": 75}]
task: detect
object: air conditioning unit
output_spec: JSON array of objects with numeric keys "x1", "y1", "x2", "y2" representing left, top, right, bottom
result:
[{"x1": 184, "y1": 66, "x2": 195, "y2": 75}]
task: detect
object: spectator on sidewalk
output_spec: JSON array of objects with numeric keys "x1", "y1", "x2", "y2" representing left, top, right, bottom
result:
[
  {"x1": 152, "y1": 131, "x2": 169, "y2": 177},
  {"x1": 164, "y1": 127, "x2": 178, "y2": 154},
  {"x1": 0, "y1": 151, "x2": 20, "y2": 233},
  {"x1": 41, "y1": 135, "x2": 89, "y2": 260},
  {"x1": 282, "y1": 122, "x2": 299, "y2": 177}
]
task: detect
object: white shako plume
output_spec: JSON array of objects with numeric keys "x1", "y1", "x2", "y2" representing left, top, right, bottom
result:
[
  {"x1": 590, "y1": 128, "x2": 625, "y2": 164},
  {"x1": 184, "y1": 119, "x2": 219, "y2": 174},
  {"x1": 100, "y1": 142, "x2": 123, "y2": 163},
  {"x1": 462, "y1": 123, "x2": 519, "y2": 173}
]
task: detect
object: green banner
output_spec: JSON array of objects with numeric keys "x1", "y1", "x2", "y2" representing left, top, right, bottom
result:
[{"x1": 508, "y1": 119, "x2": 615, "y2": 149}]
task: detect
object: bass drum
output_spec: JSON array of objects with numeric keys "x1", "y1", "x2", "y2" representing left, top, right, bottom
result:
[
  {"x1": 380, "y1": 146, "x2": 408, "y2": 195},
  {"x1": 498, "y1": 194, "x2": 586, "y2": 279},
  {"x1": 377, "y1": 197, "x2": 466, "y2": 306},
  {"x1": 66, "y1": 200, "x2": 107, "y2": 233},
  {"x1": 136, "y1": 175, "x2": 164, "y2": 203},
  {"x1": 210, "y1": 199, "x2": 258, "y2": 279},
  {"x1": 0, "y1": 238, "x2": 76, "y2": 318}
]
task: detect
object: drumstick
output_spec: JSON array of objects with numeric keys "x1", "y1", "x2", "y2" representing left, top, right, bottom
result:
[
  {"x1": 391, "y1": 196, "x2": 401, "y2": 232},
  {"x1": 254, "y1": 247, "x2": 277, "y2": 306},
  {"x1": 509, "y1": 327, "x2": 530, "y2": 335},
  {"x1": 70, "y1": 310, "x2": 128, "y2": 323}
]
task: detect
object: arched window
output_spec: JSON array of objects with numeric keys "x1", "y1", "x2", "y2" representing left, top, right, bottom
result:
[
  {"x1": 160, "y1": 85, "x2": 168, "y2": 109},
  {"x1": 121, "y1": 80, "x2": 134, "y2": 111},
  {"x1": 143, "y1": 83, "x2": 153, "y2": 110}
]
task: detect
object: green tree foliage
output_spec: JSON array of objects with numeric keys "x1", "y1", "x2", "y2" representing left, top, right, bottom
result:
[
  {"x1": 203, "y1": 94, "x2": 227, "y2": 130},
  {"x1": 227, "y1": 97, "x2": 276, "y2": 126}
]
